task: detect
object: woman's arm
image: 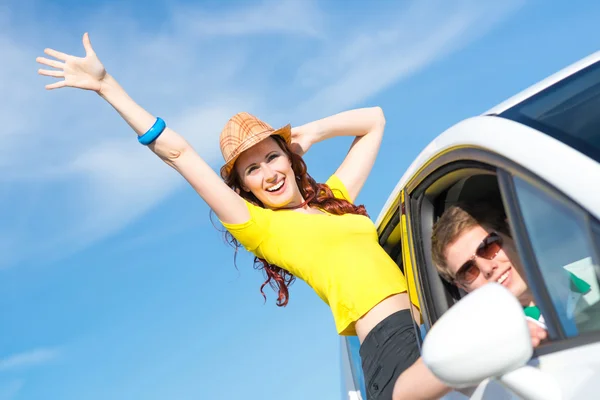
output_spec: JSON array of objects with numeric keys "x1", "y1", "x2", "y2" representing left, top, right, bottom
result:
[
  {"x1": 37, "y1": 33, "x2": 248, "y2": 225},
  {"x1": 393, "y1": 358, "x2": 452, "y2": 400},
  {"x1": 393, "y1": 318, "x2": 549, "y2": 399},
  {"x1": 292, "y1": 107, "x2": 385, "y2": 202}
]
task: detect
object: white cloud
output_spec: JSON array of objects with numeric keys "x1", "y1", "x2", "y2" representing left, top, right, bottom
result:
[
  {"x1": 0, "y1": 35, "x2": 47, "y2": 170},
  {"x1": 173, "y1": 0, "x2": 323, "y2": 37},
  {"x1": 0, "y1": 0, "x2": 523, "y2": 268},
  {"x1": 0, "y1": 348, "x2": 59, "y2": 372},
  {"x1": 291, "y1": 0, "x2": 525, "y2": 119}
]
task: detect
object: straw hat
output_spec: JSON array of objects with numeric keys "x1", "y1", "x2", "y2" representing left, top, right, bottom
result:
[{"x1": 219, "y1": 112, "x2": 292, "y2": 179}]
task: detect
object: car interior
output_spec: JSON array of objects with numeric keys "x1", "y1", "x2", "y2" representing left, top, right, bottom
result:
[
  {"x1": 379, "y1": 164, "x2": 600, "y2": 334},
  {"x1": 416, "y1": 167, "x2": 600, "y2": 333},
  {"x1": 417, "y1": 168, "x2": 508, "y2": 319},
  {"x1": 377, "y1": 166, "x2": 508, "y2": 322}
]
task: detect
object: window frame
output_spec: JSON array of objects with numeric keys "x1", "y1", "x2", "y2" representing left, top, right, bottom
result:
[
  {"x1": 497, "y1": 170, "x2": 568, "y2": 340},
  {"x1": 402, "y1": 144, "x2": 600, "y2": 355},
  {"x1": 408, "y1": 162, "x2": 497, "y2": 325},
  {"x1": 499, "y1": 170, "x2": 600, "y2": 354},
  {"x1": 402, "y1": 146, "x2": 508, "y2": 329},
  {"x1": 591, "y1": 222, "x2": 600, "y2": 267},
  {"x1": 375, "y1": 190, "x2": 426, "y2": 342}
]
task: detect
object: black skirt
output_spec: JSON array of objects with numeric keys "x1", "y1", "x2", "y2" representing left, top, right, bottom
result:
[{"x1": 358, "y1": 309, "x2": 421, "y2": 400}]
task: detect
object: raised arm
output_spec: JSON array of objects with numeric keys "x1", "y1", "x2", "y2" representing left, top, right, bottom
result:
[
  {"x1": 291, "y1": 107, "x2": 385, "y2": 202},
  {"x1": 36, "y1": 33, "x2": 248, "y2": 225}
]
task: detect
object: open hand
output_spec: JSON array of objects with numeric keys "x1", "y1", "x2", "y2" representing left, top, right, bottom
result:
[{"x1": 36, "y1": 32, "x2": 106, "y2": 92}]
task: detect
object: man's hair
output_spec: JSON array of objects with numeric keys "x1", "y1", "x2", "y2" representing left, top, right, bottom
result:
[{"x1": 431, "y1": 202, "x2": 510, "y2": 282}]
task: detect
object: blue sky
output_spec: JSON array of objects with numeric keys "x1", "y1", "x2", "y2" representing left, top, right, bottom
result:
[{"x1": 1, "y1": 0, "x2": 599, "y2": 399}]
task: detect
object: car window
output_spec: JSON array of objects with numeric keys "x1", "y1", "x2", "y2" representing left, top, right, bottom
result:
[
  {"x1": 513, "y1": 176, "x2": 600, "y2": 337},
  {"x1": 343, "y1": 336, "x2": 366, "y2": 399},
  {"x1": 500, "y1": 60, "x2": 600, "y2": 162}
]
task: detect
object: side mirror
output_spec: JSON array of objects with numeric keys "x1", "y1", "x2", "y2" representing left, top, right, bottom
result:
[{"x1": 422, "y1": 283, "x2": 532, "y2": 388}]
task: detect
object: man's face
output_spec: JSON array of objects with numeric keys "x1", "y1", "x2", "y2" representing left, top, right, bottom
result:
[{"x1": 445, "y1": 224, "x2": 532, "y2": 306}]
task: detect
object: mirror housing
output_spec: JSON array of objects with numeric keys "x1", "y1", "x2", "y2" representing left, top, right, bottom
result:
[{"x1": 422, "y1": 283, "x2": 532, "y2": 388}]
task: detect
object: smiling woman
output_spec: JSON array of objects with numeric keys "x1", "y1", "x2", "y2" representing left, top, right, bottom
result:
[
  {"x1": 219, "y1": 118, "x2": 369, "y2": 306},
  {"x1": 36, "y1": 32, "x2": 455, "y2": 400}
]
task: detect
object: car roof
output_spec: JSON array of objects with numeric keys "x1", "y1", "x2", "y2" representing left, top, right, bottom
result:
[{"x1": 375, "y1": 51, "x2": 600, "y2": 226}]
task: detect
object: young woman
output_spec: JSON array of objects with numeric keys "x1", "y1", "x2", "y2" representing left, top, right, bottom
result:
[{"x1": 37, "y1": 33, "x2": 450, "y2": 400}]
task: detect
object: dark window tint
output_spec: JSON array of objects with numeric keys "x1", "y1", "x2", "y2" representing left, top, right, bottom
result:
[{"x1": 501, "y1": 61, "x2": 600, "y2": 162}]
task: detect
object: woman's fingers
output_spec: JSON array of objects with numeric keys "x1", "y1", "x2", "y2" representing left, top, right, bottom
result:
[
  {"x1": 45, "y1": 81, "x2": 67, "y2": 90},
  {"x1": 43, "y1": 48, "x2": 70, "y2": 61},
  {"x1": 38, "y1": 68, "x2": 64, "y2": 78},
  {"x1": 82, "y1": 32, "x2": 95, "y2": 55},
  {"x1": 36, "y1": 56, "x2": 65, "y2": 69},
  {"x1": 526, "y1": 320, "x2": 548, "y2": 348}
]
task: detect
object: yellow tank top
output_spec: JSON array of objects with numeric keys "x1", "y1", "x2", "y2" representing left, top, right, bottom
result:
[{"x1": 221, "y1": 175, "x2": 410, "y2": 336}]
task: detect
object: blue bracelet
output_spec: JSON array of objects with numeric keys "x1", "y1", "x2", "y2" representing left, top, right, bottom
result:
[{"x1": 138, "y1": 117, "x2": 166, "y2": 145}]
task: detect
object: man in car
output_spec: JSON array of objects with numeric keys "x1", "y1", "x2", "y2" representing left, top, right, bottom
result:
[
  {"x1": 392, "y1": 202, "x2": 551, "y2": 400},
  {"x1": 431, "y1": 201, "x2": 567, "y2": 337},
  {"x1": 396, "y1": 202, "x2": 595, "y2": 399}
]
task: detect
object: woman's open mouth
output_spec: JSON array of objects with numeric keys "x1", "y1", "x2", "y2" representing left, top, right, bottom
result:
[{"x1": 266, "y1": 178, "x2": 285, "y2": 194}]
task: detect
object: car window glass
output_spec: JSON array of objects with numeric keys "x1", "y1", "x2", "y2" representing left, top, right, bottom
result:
[
  {"x1": 500, "y1": 60, "x2": 600, "y2": 162},
  {"x1": 345, "y1": 336, "x2": 366, "y2": 398},
  {"x1": 513, "y1": 176, "x2": 600, "y2": 337}
]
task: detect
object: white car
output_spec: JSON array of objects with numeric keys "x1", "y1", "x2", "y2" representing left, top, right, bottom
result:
[{"x1": 341, "y1": 50, "x2": 600, "y2": 400}]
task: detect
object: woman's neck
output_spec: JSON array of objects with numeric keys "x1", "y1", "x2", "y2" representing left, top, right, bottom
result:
[{"x1": 276, "y1": 192, "x2": 315, "y2": 211}]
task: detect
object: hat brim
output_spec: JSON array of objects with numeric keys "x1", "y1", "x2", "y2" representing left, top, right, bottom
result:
[{"x1": 220, "y1": 123, "x2": 292, "y2": 179}]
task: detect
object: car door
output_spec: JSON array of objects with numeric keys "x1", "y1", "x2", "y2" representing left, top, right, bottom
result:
[
  {"x1": 401, "y1": 157, "x2": 522, "y2": 399},
  {"x1": 402, "y1": 147, "x2": 600, "y2": 399},
  {"x1": 499, "y1": 172, "x2": 600, "y2": 399},
  {"x1": 341, "y1": 52, "x2": 600, "y2": 400}
]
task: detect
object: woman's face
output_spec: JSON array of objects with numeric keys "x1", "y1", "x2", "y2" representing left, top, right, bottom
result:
[{"x1": 235, "y1": 137, "x2": 303, "y2": 209}]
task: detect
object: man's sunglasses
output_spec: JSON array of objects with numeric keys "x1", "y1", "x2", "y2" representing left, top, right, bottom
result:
[{"x1": 453, "y1": 232, "x2": 503, "y2": 285}]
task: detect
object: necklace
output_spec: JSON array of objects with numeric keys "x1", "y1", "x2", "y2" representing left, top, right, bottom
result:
[{"x1": 277, "y1": 192, "x2": 316, "y2": 211}]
